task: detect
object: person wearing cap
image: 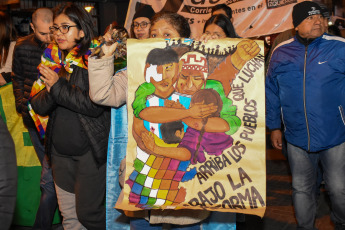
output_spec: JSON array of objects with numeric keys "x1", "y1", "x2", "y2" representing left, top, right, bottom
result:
[
  {"x1": 131, "y1": 4, "x2": 155, "y2": 39},
  {"x1": 266, "y1": 1, "x2": 331, "y2": 74},
  {"x1": 266, "y1": 1, "x2": 345, "y2": 229}
]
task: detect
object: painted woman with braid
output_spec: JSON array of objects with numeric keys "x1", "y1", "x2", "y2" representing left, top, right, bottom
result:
[
  {"x1": 134, "y1": 51, "x2": 241, "y2": 165},
  {"x1": 132, "y1": 48, "x2": 218, "y2": 159},
  {"x1": 129, "y1": 86, "x2": 231, "y2": 210},
  {"x1": 142, "y1": 88, "x2": 233, "y2": 164}
]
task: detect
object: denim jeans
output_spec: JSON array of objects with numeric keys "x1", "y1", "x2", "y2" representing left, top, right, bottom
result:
[
  {"x1": 27, "y1": 127, "x2": 57, "y2": 229},
  {"x1": 130, "y1": 218, "x2": 201, "y2": 230},
  {"x1": 282, "y1": 132, "x2": 323, "y2": 197},
  {"x1": 287, "y1": 142, "x2": 345, "y2": 230}
]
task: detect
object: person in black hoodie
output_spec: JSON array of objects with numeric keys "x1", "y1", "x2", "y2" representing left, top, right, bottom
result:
[
  {"x1": 31, "y1": 3, "x2": 110, "y2": 230},
  {"x1": 11, "y1": 8, "x2": 58, "y2": 230}
]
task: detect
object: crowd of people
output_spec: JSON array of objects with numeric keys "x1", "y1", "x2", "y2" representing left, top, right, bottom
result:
[{"x1": 0, "y1": 1, "x2": 345, "y2": 230}]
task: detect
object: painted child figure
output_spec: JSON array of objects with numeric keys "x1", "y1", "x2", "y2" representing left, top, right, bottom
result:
[
  {"x1": 143, "y1": 88, "x2": 234, "y2": 164},
  {"x1": 128, "y1": 48, "x2": 201, "y2": 209}
]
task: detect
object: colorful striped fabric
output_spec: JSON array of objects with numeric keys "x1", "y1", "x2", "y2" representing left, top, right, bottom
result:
[
  {"x1": 28, "y1": 40, "x2": 100, "y2": 139},
  {"x1": 126, "y1": 146, "x2": 197, "y2": 209},
  {"x1": 127, "y1": 91, "x2": 197, "y2": 209},
  {"x1": 37, "y1": 41, "x2": 99, "y2": 74},
  {"x1": 27, "y1": 98, "x2": 48, "y2": 139}
]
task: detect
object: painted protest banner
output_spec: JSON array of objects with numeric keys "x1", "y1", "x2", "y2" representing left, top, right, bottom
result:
[
  {"x1": 115, "y1": 38, "x2": 266, "y2": 217},
  {"x1": 125, "y1": 0, "x2": 307, "y2": 38}
]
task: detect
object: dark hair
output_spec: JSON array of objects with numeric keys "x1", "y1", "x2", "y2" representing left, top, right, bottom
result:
[
  {"x1": 151, "y1": 12, "x2": 191, "y2": 38},
  {"x1": 146, "y1": 48, "x2": 179, "y2": 65},
  {"x1": 212, "y1": 4, "x2": 232, "y2": 19},
  {"x1": 0, "y1": 11, "x2": 17, "y2": 68},
  {"x1": 328, "y1": 25, "x2": 341, "y2": 37},
  {"x1": 191, "y1": 89, "x2": 222, "y2": 117},
  {"x1": 191, "y1": 89, "x2": 223, "y2": 163},
  {"x1": 203, "y1": 14, "x2": 237, "y2": 38},
  {"x1": 53, "y1": 3, "x2": 95, "y2": 57},
  {"x1": 160, "y1": 121, "x2": 184, "y2": 144}
]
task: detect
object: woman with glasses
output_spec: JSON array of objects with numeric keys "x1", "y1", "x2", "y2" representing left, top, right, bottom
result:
[
  {"x1": 30, "y1": 3, "x2": 110, "y2": 229},
  {"x1": 131, "y1": 4, "x2": 155, "y2": 39}
]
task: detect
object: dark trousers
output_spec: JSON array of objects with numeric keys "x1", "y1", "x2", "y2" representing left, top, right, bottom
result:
[{"x1": 52, "y1": 147, "x2": 106, "y2": 230}]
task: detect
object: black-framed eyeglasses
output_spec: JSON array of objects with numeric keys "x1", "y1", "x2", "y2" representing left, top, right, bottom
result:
[
  {"x1": 131, "y1": 22, "x2": 150, "y2": 29},
  {"x1": 49, "y1": 25, "x2": 78, "y2": 34}
]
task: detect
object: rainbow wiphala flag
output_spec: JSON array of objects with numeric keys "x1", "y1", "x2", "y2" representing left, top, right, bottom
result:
[{"x1": 126, "y1": 147, "x2": 197, "y2": 209}]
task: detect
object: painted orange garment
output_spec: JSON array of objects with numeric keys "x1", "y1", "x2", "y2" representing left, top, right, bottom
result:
[{"x1": 207, "y1": 55, "x2": 239, "y2": 96}]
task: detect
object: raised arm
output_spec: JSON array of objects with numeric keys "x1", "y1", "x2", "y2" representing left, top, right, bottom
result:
[
  {"x1": 139, "y1": 103, "x2": 218, "y2": 123},
  {"x1": 88, "y1": 55, "x2": 127, "y2": 107}
]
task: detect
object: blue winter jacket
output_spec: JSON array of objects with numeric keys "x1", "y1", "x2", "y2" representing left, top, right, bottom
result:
[{"x1": 266, "y1": 33, "x2": 345, "y2": 152}]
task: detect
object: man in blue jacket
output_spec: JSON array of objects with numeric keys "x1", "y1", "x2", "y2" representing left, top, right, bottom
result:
[{"x1": 266, "y1": 1, "x2": 345, "y2": 230}]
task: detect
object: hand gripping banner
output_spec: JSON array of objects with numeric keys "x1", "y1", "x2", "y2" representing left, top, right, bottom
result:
[{"x1": 116, "y1": 38, "x2": 266, "y2": 217}]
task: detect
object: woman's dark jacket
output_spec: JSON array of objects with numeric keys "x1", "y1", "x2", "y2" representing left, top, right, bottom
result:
[{"x1": 30, "y1": 66, "x2": 110, "y2": 167}]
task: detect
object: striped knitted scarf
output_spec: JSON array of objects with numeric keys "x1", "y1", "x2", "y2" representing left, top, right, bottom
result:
[
  {"x1": 31, "y1": 40, "x2": 100, "y2": 97},
  {"x1": 39, "y1": 40, "x2": 100, "y2": 74}
]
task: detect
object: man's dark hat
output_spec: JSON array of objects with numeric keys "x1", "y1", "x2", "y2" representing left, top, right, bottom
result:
[
  {"x1": 292, "y1": 1, "x2": 322, "y2": 28},
  {"x1": 133, "y1": 4, "x2": 155, "y2": 21},
  {"x1": 318, "y1": 2, "x2": 330, "y2": 19}
]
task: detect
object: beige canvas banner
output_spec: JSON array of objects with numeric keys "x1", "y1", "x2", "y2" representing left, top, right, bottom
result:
[
  {"x1": 125, "y1": 0, "x2": 308, "y2": 38},
  {"x1": 115, "y1": 38, "x2": 266, "y2": 217}
]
